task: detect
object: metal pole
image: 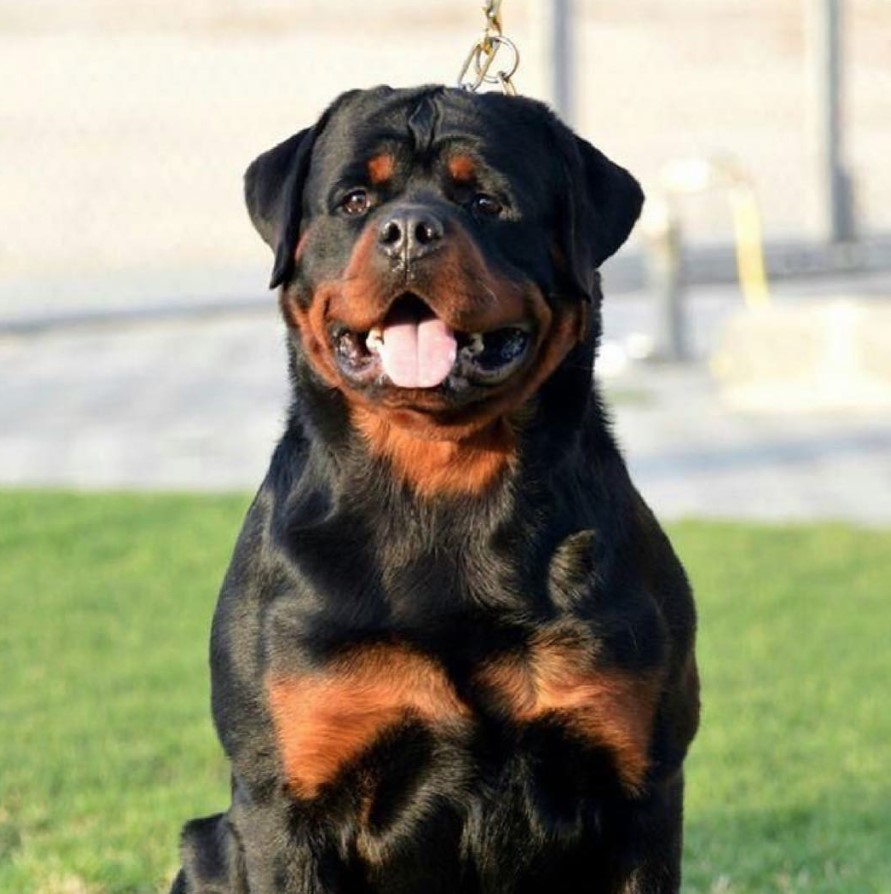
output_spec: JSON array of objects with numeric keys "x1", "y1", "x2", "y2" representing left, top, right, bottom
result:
[
  {"x1": 813, "y1": 0, "x2": 855, "y2": 243},
  {"x1": 645, "y1": 201, "x2": 687, "y2": 362},
  {"x1": 529, "y1": 0, "x2": 574, "y2": 123},
  {"x1": 551, "y1": 0, "x2": 573, "y2": 124}
]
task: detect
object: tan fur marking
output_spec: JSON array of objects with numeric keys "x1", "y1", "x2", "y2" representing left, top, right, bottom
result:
[
  {"x1": 448, "y1": 155, "x2": 476, "y2": 183},
  {"x1": 367, "y1": 153, "x2": 396, "y2": 185},
  {"x1": 353, "y1": 410, "x2": 516, "y2": 497},
  {"x1": 267, "y1": 645, "x2": 469, "y2": 799},
  {"x1": 478, "y1": 631, "x2": 661, "y2": 793},
  {"x1": 293, "y1": 229, "x2": 311, "y2": 264},
  {"x1": 281, "y1": 288, "x2": 341, "y2": 388}
]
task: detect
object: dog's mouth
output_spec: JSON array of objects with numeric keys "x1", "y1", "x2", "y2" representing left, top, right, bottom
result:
[{"x1": 330, "y1": 293, "x2": 533, "y2": 392}]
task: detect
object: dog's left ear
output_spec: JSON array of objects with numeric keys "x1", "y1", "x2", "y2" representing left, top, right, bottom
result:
[{"x1": 560, "y1": 134, "x2": 644, "y2": 300}]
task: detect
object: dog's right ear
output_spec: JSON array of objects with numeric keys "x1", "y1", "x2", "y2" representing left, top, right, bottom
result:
[
  {"x1": 245, "y1": 90, "x2": 364, "y2": 289},
  {"x1": 244, "y1": 126, "x2": 320, "y2": 289}
]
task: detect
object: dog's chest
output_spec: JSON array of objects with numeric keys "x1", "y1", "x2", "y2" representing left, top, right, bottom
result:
[{"x1": 264, "y1": 622, "x2": 661, "y2": 803}]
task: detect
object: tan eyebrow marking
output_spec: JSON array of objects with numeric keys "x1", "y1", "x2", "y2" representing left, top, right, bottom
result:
[
  {"x1": 447, "y1": 155, "x2": 476, "y2": 183},
  {"x1": 367, "y1": 153, "x2": 396, "y2": 185}
]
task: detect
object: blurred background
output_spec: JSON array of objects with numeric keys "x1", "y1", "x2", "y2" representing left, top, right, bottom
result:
[
  {"x1": 2, "y1": 5, "x2": 890, "y2": 892},
  {"x1": 1, "y1": 0, "x2": 890, "y2": 523}
]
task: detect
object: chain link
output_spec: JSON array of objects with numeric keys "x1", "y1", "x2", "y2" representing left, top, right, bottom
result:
[
  {"x1": 457, "y1": 0, "x2": 520, "y2": 95},
  {"x1": 483, "y1": 0, "x2": 504, "y2": 33}
]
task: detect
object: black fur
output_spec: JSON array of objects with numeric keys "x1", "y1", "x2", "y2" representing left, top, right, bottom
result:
[{"x1": 170, "y1": 85, "x2": 698, "y2": 894}]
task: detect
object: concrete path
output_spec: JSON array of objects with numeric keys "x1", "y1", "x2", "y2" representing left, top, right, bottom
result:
[{"x1": 1, "y1": 275, "x2": 889, "y2": 526}]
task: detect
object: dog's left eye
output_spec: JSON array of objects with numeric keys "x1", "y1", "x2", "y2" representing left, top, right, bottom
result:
[
  {"x1": 340, "y1": 189, "x2": 371, "y2": 216},
  {"x1": 471, "y1": 193, "x2": 504, "y2": 217}
]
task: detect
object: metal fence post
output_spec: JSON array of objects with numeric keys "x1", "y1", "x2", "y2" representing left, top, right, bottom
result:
[
  {"x1": 551, "y1": 0, "x2": 573, "y2": 124},
  {"x1": 811, "y1": 0, "x2": 856, "y2": 243},
  {"x1": 644, "y1": 200, "x2": 687, "y2": 362},
  {"x1": 529, "y1": 0, "x2": 574, "y2": 123}
]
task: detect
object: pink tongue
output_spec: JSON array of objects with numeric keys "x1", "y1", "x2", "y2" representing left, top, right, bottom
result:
[{"x1": 378, "y1": 317, "x2": 457, "y2": 388}]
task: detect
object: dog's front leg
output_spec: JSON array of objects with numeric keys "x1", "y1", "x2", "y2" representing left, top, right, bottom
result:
[
  {"x1": 172, "y1": 774, "x2": 352, "y2": 894},
  {"x1": 232, "y1": 790, "x2": 346, "y2": 894},
  {"x1": 170, "y1": 808, "x2": 248, "y2": 894},
  {"x1": 613, "y1": 773, "x2": 685, "y2": 894}
]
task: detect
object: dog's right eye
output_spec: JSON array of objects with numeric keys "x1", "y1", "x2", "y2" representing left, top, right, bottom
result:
[
  {"x1": 471, "y1": 193, "x2": 504, "y2": 218},
  {"x1": 340, "y1": 189, "x2": 370, "y2": 216}
]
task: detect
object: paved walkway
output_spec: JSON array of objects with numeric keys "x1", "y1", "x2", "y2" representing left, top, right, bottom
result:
[{"x1": 1, "y1": 275, "x2": 889, "y2": 526}]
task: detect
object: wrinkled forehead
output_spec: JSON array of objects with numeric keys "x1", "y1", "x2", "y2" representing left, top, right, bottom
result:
[{"x1": 304, "y1": 87, "x2": 561, "y2": 202}]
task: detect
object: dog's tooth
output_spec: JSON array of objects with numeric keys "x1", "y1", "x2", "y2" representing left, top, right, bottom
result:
[
  {"x1": 366, "y1": 328, "x2": 384, "y2": 354},
  {"x1": 463, "y1": 332, "x2": 485, "y2": 356}
]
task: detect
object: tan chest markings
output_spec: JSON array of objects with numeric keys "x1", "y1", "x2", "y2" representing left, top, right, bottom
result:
[
  {"x1": 266, "y1": 645, "x2": 470, "y2": 799},
  {"x1": 268, "y1": 629, "x2": 662, "y2": 800},
  {"x1": 476, "y1": 630, "x2": 663, "y2": 793}
]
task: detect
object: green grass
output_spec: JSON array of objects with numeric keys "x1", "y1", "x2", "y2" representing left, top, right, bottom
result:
[
  {"x1": 0, "y1": 493, "x2": 245, "y2": 894},
  {"x1": 673, "y1": 522, "x2": 891, "y2": 894},
  {"x1": 1, "y1": 493, "x2": 889, "y2": 893}
]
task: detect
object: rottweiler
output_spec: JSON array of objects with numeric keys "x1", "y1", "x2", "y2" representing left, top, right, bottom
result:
[{"x1": 170, "y1": 85, "x2": 699, "y2": 894}]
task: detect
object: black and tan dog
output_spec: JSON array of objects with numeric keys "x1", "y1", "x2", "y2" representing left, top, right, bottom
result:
[{"x1": 170, "y1": 85, "x2": 699, "y2": 894}]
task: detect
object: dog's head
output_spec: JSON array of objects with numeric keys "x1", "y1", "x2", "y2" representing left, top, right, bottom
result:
[{"x1": 245, "y1": 86, "x2": 642, "y2": 452}]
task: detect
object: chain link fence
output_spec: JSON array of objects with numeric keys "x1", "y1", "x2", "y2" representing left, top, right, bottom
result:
[{"x1": 1, "y1": 0, "x2": 889, "y2": 316}]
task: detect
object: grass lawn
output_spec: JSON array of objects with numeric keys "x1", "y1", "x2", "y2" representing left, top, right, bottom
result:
[{"x1": 1, "y1": 492, "x2": 889, "y2": 893}]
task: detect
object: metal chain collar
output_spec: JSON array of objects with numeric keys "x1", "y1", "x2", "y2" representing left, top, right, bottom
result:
[{"x1": 457, "y1": 0, "x2": 520, "y2": 95}]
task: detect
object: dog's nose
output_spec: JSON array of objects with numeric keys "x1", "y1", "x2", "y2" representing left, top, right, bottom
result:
[{"x1": 378, "y1": 208, "x2": 444, "y2": 262}]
